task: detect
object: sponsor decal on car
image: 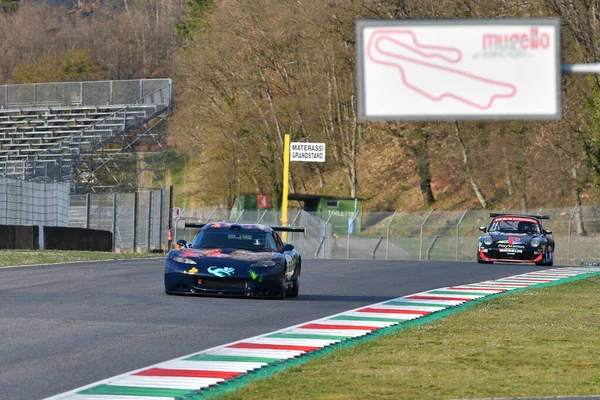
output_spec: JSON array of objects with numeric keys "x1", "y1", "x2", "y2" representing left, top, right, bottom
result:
[
  {"x1": 499, "y1": 247, "x2": 523, "y2": 253},
  {"x1": 498, "y1": 237, "x2": 526, "y2": 245},
  {"x1": 184, "y1": 267, "x2": 199, "y2": 274},
  {"x1": 207, "y1": 266, "x2": 235, "y2": 277},
  {"x1": 248, "y1": 269, "x2": 264, "y2": 282},
  {"x1": 493, "y1": 216, "x2": 538, "y2": 223}
]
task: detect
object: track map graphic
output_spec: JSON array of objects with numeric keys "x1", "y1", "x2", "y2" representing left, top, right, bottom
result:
[
  {"x1": 357, "y1": 20, "x2": 561, "y2": 120},
  {"x1": 366, "y1": 30, "x2": 518, "y2": 110}
]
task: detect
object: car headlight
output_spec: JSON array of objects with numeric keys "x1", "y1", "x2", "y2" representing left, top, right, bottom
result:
[
  {"x1": 250, "y1": 261, "x2": 278, "y2": 268},
  {"x1": 483, "y1": 236, "x2": 493, "y2": 246},
  {"x1": 530, "y1": 238, "x2": 541, "y2": 248},
  {"x1": 172, "y1": 256, "x2": 197, "y2": 265}
]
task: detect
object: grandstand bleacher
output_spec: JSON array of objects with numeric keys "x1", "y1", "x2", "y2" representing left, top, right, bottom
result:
[{"x1": 0, "y1": 79, "x2": 172, "y2": 192}]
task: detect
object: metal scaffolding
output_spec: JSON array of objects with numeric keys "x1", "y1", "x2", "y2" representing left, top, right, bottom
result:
[{"x1": 0, "y1": 79, "x2": 172, "y2": 194}]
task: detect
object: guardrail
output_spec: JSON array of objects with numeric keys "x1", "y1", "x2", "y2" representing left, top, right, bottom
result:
[{"x1": 170, "y1": 205, "x2": 600, "y2": 265}]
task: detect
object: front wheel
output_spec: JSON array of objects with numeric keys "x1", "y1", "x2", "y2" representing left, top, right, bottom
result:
[
  {"x1": 539, "y1": 257, "x2": 553, "y2": 267},
  {"x1": 546, "y1": 246, "x2": 554, "y2": 266},
  {"x1": 286, "y1": 276, "x2": 300, "y2": 298},
  {"x1": 276, "y1": 272, "x2": 286, "y2": 300},
  {"x1": 537, "y1": 248, "x2": 554, "y2": 266}
]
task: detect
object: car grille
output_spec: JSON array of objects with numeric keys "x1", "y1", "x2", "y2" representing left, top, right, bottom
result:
[
  {"x1": 487, "y1": 249, "x2": 536, "y2": 260},
  {"x1": 197, "y1": 278, "x2": 247, "y2": 289}
]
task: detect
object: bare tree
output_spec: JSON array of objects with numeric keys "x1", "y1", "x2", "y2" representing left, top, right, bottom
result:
[
  {"x1": 0, "y1": 0, "x2": 185, "y2": 83},
  {"x1": 387, "y1": 123, "x2": 436, "y2": 206},
  {"x1": 454, "y1": 121, "x2": 488, "y2": 208}
]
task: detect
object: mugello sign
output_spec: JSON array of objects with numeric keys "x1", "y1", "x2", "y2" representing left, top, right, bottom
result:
[
  {"x1": 356, "y1": 19, "x2": 561, "y2": 120},
  {"x1": 290, "y1": 142, "x2": 326, "y2": 162}
]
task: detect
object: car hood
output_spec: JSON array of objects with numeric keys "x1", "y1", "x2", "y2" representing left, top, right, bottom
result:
[
  {"x1": 175, "y1": 248, "x2": 279, "y2": 263},
  {"x1": 487, "y1": 232, "x2": 535, "y2": 244}
]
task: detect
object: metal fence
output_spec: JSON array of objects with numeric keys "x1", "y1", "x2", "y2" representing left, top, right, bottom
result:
[
  {"x1": 69, "y1": 189, "x2": 169, "y2": 252},
  {"x1": 2, "y1": 178, "x2": 597, "y2": 264},
  {"x1": 1, "y1": 179, "x2": 169, "y2": 252},
  {"x1": 0, "y1": 79, "x2": 172, "y2": 109},
  {"x1": 174, "y1": 205, "x2": 600, "y2": 266},
  {"x1": 0, "y1": 177, "x2": 69, "y2": 226}
]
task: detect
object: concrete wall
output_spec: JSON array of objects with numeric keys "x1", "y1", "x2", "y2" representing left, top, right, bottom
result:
[
  {"x1": 0, "y1": 225, "x2": 111, "y2": 251},
  {"x1": 0, "y1": 225, "x2": 39, "y2": 249},
  {"x1": 44, "y1": 227, "x2": 112, "y2": 251}
]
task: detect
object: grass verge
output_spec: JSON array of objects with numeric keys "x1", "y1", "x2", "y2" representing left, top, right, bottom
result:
[
  {"x1": 215, "y1": 275, "x2": 600, "y2": 400},
  {"x1": 0, "y1": 250, "x2": 162, "y2": 267}
]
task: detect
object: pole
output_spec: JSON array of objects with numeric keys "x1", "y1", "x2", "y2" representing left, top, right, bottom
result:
[
  {"x1": 133, "y1": 191, "x2": 138, "y2": 253},
  {"x1": 168, "y1": 185, "x2": 173, "y2": 249},
  {"x1": 318, "y1": 213, "x2": 334, "y2": 258},
  {"x1": 147, "y1": 191, "x2": 153, "y2": 252},
  {"x1": 257, "y1": 209, "x2": 268, "y2": 224},
  {"x1": 427, "y1": 235, "x2": 438, "y2": 260},
  {"x1": 386, "y1": 211, "x2": 398, "y2": 260},
  {"x1": 455, "y1": 209, "x2": 468, "y2": 261},
  {"x1": 290, "y1": 210, "x2": 302, "y2": 226},
  {"x1": 206, "y1": 207, "x2": 217, "y2": 222},
  {"x1": 347, "y1": 210, "x2": 359, "y2": 259},
  {"x1": 234, "y1": 209, "x2": 245, "y2": 223},
  {"x1": 562, "y1": 64, "x2": 600, "y2": 74},
  {"x1": 174, "y1": 207, "x2": 185, "y2": 245},
  {"x1": 281, "y1": 134, "x2": 290, "y2": 242},
  {"x1": 85, "y1": 193, "x2": 91, "y2": 229},
  {"x1": 112, "y1": 192, "x2": 117, "y2": 252},
  {"x1": 372, "y1": 237, "x2": 384, "y2": 259},
  {"x1": 158, "y1": 189, "x2": 164, "y2": 251},
  {"x1": 567, "y1": 204, "x2": 578, "y2": 265},
  {"x1": 173, "y1": 218, "x2": 177, "y2": 247},
  {"x1": 419, "y1": 209, "x2": 435, "y2": 261}
]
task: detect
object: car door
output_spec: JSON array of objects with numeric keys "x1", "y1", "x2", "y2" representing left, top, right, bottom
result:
[{"x1": 271, "y1": 231, "x2": 295, "y2": 279}]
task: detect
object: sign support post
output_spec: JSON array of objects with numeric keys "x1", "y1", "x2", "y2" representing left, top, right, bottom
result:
[{"x1": 282, "y1": 134, "x2": 291, "y2": 241}]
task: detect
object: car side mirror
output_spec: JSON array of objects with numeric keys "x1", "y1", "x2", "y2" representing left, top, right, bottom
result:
[
  {"x1": 544, "y1": 229, "x2": 552, "y2": 235},
  {"x1": 479, "y1": 226, "x2": 487, "y2": 233},
  {"x1": 282, "y1": 243, "x2": 294, "y2": 252},
  {"x1": 175, "y1": 239, "x2": 188, "y2": 249}
]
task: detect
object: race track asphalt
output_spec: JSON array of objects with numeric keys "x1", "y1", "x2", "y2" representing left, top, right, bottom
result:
[{"x1": 0, "y1": 258, "x2": 546, "y2": 400}]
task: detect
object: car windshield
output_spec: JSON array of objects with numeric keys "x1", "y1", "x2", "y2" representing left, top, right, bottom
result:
[
  {"x1": 191, "y1": 230, "x2": 277, "y2": 251},
  {"x1": 489, "y1": 219, "x2": 540, "y2": 234}
]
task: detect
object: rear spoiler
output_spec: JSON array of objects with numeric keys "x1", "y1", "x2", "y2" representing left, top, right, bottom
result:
[
  {"x1": 271, "y1": 226, "x2": 305, "y2": 233},
  {"x1": 183, "y1": 222, "x2": 305, "y2": 233},
  {"x1": 490, "y1": 213, "x2": 550, "y2": 220},
  {"x1": 184, "y1": 222, "x2": 207, "y2": 228}
]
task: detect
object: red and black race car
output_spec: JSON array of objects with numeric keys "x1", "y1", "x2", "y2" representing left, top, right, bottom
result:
[{"x1": 477, "y1": 213, "x2": 555, "y2": 266}]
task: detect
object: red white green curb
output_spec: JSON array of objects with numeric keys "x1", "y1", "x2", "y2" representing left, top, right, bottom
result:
[{"x1": 44, "y1": 267, "x2": 600, "y2": 400}]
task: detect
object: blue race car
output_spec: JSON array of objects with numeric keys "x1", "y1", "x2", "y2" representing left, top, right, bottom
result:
[{"x1": 165, "y1": 222, "x2": 304, "y2": 299}]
